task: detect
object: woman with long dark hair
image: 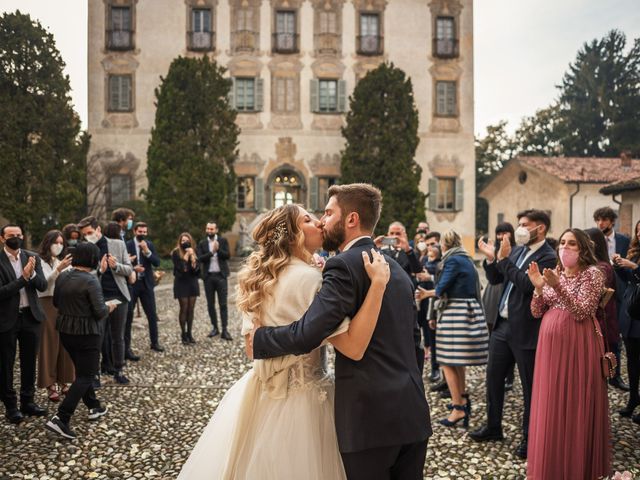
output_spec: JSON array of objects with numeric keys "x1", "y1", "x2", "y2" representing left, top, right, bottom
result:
[
  {"x1": 37, "y1": 230, "x2": 74, "y2": 402},
  {"x1": 44, "y1": 243, "x2": 115, "y2": 439},
  {"x1": 172, "y1": 233, "x2": 200, "y2": 344},
  {"x1": 527, "y1": 228, "x2": 610, "y2": 479},
  {"x1": 612, "y1": 219, "x2": 640, "y2": 423}
]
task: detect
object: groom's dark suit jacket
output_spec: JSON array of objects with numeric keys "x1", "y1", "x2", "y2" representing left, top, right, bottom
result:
[{"x1": 253, "y1": 237, "x2": 432, "y2": 453}]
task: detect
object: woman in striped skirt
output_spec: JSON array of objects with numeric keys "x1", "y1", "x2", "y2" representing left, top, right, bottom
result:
[{"x1": 419, "y1": 230, "x2": 489, "y2": 428}]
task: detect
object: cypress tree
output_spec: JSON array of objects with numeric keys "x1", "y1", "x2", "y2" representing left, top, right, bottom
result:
[
  {"x1": 145, "y1": 56, "x2": 239, "y2": 252},
  {"x1": 340, "y1": 62, "x2": 425, "y2": 235}
]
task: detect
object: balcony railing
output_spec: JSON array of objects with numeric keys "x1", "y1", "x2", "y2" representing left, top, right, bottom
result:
[
  {"x1": 272, "y1": 32, "x2": 299, "y2": 54},
  {"x1": 433, "y1": 38, "x2": 459, "y2": 58},
  {"x1": 314, "y1": 33, "x2": 341, "y2": 55},
  {"x1": 106, "y1": 29, "x2": 134, "y2": 51},
  {"x1": 188, "y1": 31, "x2": 214, "y2": 51},
  {"x1": 356, "y1": 35, "x2": 383, "y2": 56},
  {"x1": 232, "y1": 30, "x2": 259, "y2": 53}
]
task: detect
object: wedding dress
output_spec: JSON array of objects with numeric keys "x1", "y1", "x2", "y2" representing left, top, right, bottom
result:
[{"x1": 177, "y1": 257, "x2": 347, "y2": 480}]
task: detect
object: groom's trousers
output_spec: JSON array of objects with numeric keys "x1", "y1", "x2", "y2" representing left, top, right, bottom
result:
[{"x1": 340, "y1": 439, "x2": 428, "y2": 480}]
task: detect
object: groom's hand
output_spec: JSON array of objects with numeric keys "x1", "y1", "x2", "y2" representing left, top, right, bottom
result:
[{"x1": 247, "y1": 325, "x2": 259, "y2": 359}]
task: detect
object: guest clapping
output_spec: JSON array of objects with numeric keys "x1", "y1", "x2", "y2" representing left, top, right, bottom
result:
[
  {"x1": 526, "y1": 229, "x2": 610, "y2": 479},
  {"x1": 37, "y1": 230, "x2": 74, "y2": 402}
]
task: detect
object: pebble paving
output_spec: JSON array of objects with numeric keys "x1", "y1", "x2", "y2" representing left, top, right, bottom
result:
[{"x1": 0, "y1": 271, "x2": 638, "y2": 479}]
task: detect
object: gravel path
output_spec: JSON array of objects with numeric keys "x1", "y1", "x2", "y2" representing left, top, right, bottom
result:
[{"x1": 0, "y1": 273, "x2": 638, "y2": 479}]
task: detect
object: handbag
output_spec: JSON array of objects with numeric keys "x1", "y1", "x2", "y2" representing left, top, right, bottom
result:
[
  {"x1": 625, "y1": 281, "x2": 640, "y2": 319},
  {"x1": 592, "y1": 288, "x2": 617, "y2": 380}
]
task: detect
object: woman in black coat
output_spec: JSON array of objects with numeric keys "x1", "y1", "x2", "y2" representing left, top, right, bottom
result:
[
  {"x1": 45, "y1": 243, "x2": 115, "y2": 440},
  {"x1": 172, "y1": 232, "x2": 200, "y2": 345}
]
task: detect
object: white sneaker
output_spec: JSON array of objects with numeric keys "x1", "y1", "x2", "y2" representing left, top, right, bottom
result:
[
  {"x1": 45, "y1": 415, "x2": 76, "y2": 440},
  {"x1": 88, "y1": 406, "x2": 108, "y2": 421}
]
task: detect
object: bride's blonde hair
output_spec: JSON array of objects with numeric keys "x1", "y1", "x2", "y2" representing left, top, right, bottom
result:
[{"x1": 236, "y1": 204, "x2": 311, "y2": 323}]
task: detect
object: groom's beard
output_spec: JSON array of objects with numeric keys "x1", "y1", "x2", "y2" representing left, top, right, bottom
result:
[{"x1": 323, "y1": 220, "x2": 346, "y2": 252}]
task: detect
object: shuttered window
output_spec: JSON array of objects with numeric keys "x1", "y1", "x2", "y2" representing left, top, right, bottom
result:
[{"x1": 108, "y1": 75, "x2": 132, "y2": 112}]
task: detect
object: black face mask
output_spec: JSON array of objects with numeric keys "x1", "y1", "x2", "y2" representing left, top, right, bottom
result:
[
  {"x1": 5, "y1": 237, "x2": 23, "y2": 250},
  {"x1": 602, "y1": 226, "x2": 613, "y2": 236},
  {"x1": 207, "y1": 233, "x2": 216, "y2": 239},
  {"x1": 136, "y1": 235, "x2": 146, "y2": 242},
  {"x1": 181, "y1": 242, "x2": 191, "y2": 250}
]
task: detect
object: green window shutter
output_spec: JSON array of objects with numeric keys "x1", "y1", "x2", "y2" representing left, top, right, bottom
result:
[
  {"x1": 337, "y1": 80, "x2": 347, "y2": 112},
  {"x1": 109, "y1": 76, "x2": 119, "y2": 111},
  {"x1": 255, "y1": 177, "x2": 264, "y2": 211},
  {"x1": 310, "y1": 79, "x2": 319, "y2": 113},
  {"x1": 122, "y1": 76, "x2": 132, "y2": 110},
  {"x1": 428, "y1": 178, "x2": 438, "y2": 211},
  {"x1": 255, "y1": 78, "x2": 264, "y2": 111},
  {"x1": 310, "y1": 176, "x2": 319, "y2": 211},
  {"x1": 229, "y1": 77, "x2": 236, "y2": 109},
  {"x1": 454, "y1": 178, "x2": 464, "y2": 211}
]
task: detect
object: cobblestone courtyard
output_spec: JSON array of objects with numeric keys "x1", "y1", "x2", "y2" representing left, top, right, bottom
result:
[{"x1": 0, "y1": 272, "x2": 639, "y2": 479}]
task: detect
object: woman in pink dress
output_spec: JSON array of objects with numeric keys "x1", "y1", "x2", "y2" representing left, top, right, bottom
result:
[{"x1": 526, "y1": 229, "x2": 610, "y2": 480}]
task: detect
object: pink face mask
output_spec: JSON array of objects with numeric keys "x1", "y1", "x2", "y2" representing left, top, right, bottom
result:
[{"x1": 559, "y1": 248, "x2": 579, "y2": 269}]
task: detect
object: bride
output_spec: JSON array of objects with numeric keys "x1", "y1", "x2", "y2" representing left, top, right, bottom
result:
[{"x1": 177, "y1": 204, "x2": 390, "y2": 479}]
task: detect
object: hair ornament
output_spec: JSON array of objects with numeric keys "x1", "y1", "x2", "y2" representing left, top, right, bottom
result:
[{"x1": 265, "y1": 221, "x2": 288, "y2": 247}]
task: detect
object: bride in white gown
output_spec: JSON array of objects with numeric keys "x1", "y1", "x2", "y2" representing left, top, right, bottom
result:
[{"x1": 177, "y1": 204, "x2": 390, "y2": 480}]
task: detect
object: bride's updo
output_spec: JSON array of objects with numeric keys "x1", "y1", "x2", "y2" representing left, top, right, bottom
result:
[{"x1": 236, "y1": 204, "x2": 310, "y2": 322}]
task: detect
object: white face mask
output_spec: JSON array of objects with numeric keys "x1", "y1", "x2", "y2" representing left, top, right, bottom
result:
[
  {"x1": 50, "y1": 244, "x2": 63, "y2": 257},
  {"x1": 514, "y1": 224, "x2": 542, "y2": 246},
  {"x1": 85, "y1": 233, "x2": 99, "y2": 244},
  {"x1": 417, "y1": 241, "x2": 427, "y2": 252}
]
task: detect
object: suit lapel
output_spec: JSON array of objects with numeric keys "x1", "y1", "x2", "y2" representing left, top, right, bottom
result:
[{"x1": 0, "y1": 250, "x2": 13, "y2": 280}]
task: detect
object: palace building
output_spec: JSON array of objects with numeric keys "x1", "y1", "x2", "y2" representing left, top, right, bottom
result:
[{"x1": 87, "y1": 0, "x2": 475, "y2": 251}]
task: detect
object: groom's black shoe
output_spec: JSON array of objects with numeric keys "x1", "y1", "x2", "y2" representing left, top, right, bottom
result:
[
  {"x1": 208, "y1": 327, "x2": 219, "y2": 338},
  {"x1": 515, "y1": 438, "x2": 528, "y2": 459},
  {"x1": 221, "y1": 330, "x2": 233, "y2": 341},
  {"x1": 469, "y1": 425, "x2": 504, "y2": 442}
]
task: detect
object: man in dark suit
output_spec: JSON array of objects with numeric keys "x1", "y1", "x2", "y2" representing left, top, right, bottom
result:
[
  {"x1": 0, "y1": 224, "x2": 48, "y2": 423},
  {"x1": 125, "y1": 222, "x2": 164, "y2": 360},
  {"x1": 251, "y1": 184, "x2": 431, "y2": 480},
  {"x1": 471, "y1": 210, "x2": 557, "y2": 459},
  {"x1": 594, "y1": 206, "x2": 631, "y2": 391},
  {"x1": 196, "y1": 222, "x2": 231, "y2": 340}
]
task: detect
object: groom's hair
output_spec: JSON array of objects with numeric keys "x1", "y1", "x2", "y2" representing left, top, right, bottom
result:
[{"x1": 327, "y1": 183, "x2": 382, "y2": 232}]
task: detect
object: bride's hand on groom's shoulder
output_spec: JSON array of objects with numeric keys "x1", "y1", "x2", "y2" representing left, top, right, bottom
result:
[
  {"x1": 363, "y1": 249, "x2": 390, "y2": 286},
  {"x1": 312, "y1": 253, "x2": 326, "y2": 270}
]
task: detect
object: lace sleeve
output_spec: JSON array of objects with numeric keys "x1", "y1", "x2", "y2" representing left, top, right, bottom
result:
[
  {"x1": 553, "y1": 267, "x2": 604, "y2": 322},
  {"x1": 530, "y1": 290, "x2": 549, "y2": 319}
]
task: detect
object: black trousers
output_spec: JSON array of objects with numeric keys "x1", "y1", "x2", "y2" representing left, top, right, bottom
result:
[
  {"x1": 125, "y1": 280, "x2": 159, "y2": 349},
  {"x1": 203, "y1": 272, "x2": 228, "y2": 330},
  {"x1": 101, "y1": 301, "x2": 128, "y2": 372},
  {"x1": 625, "y1": 337, "x2": 640, "y2": 404},
  {"x1": 418, "y1": 299, "x2": 439, "y2": 374},
  {"x1": 486, "y1": 318, "x2": 536, "y2": 437},
  {"x1": 58, "y1": 333, "x2": 101, "y2": 423},
  {"x1": 0, "y1": 308, "x2": 41, "y2": 410},
  {"x1": 341, "y1": 439, "x2": 428, "y2": 480}
]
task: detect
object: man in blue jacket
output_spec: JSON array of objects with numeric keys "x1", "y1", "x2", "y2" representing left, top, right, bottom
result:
[{"x1": 125, "y1": 222, "x2": 164, "y2": 359}]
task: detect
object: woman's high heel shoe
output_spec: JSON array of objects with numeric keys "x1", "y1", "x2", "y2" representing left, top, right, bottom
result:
[
  {"x1": 447, "y1": 393, "x2": 471, "y2": 412},
  {"x1": 439, "y1": 404, "x2": 469, "y2": 428}
]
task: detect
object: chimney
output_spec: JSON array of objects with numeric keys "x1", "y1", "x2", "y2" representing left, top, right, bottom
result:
[{"x1": 621, "y1": 150, "x2": 632, "y2": 168}]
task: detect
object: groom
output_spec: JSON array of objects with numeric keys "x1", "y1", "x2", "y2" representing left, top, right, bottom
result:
[{"x1": 252, "y1": 183, "x2": 431, "y2": 479}]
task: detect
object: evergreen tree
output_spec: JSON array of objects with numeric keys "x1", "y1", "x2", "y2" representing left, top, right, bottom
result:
[
  {"x1": 145, "y1": 56, "x2": 239, "y2": 253},
  {"x1": 557, "y1": 30, "x2": 640, "y2": 156},
  {"x1": 0, "y1": 11, "x2": 88, "y2": 243},
  {"x1": 340, "y1": 63, "x2": 424, "y2": 235},
  {"x1": 514, "y1": 105, "x2": 564, "y2": 156}
]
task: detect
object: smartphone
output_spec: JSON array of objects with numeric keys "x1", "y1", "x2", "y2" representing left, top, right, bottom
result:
[{"x1": 381, "y1": 237, "x2": 398, "y2": 247}]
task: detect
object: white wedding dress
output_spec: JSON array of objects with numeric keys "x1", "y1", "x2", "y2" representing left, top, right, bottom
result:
[{"x1": 177, "y1": 257, "x2": 347, "y2": 480}]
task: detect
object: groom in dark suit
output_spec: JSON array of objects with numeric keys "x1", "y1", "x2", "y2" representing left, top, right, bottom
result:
[{"x1": 252, "y1": 183, "x2": 431, "y2": 480}]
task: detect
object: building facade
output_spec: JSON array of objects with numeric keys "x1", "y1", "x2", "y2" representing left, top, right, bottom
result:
[
  {"x1": 87, "y1": 0, "x2": 475, "y2": 252},
  {"x1": 480, "y1": 156, "x2": 640, "y2": 239}
]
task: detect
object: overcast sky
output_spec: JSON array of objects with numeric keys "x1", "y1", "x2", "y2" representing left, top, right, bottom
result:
[{"x1": 3, "y1": 0, "x2": 640, "y2": 137}]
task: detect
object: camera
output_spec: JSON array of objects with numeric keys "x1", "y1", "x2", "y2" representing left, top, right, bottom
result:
[{"x1": 381, "y1": 237, "x2": 398, "y2": 247}]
